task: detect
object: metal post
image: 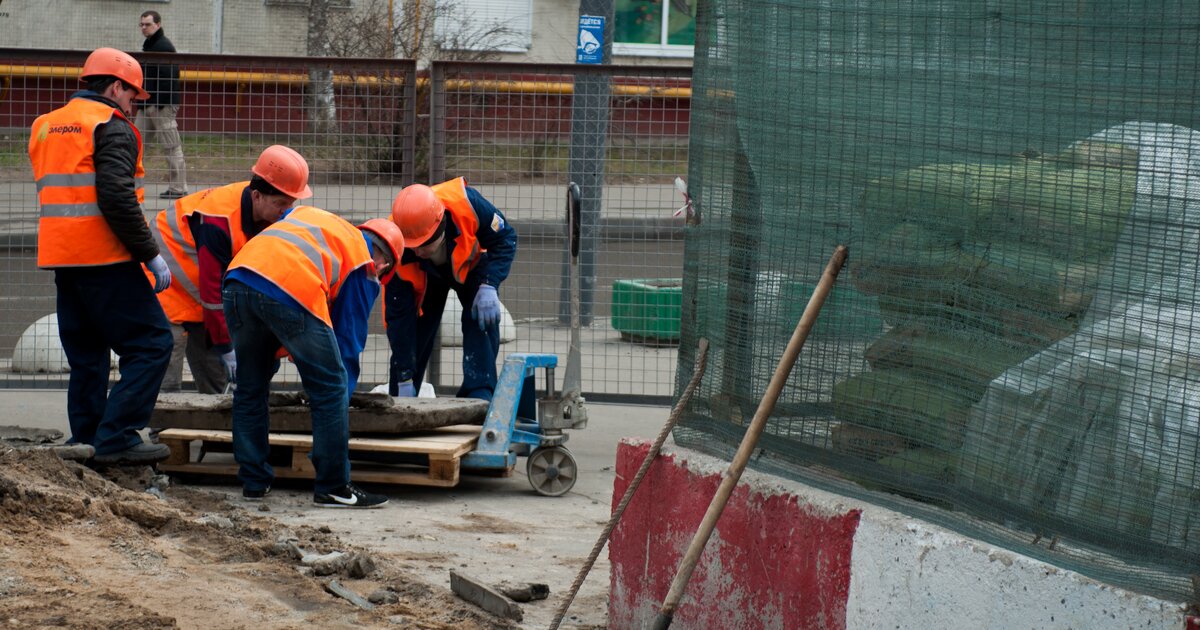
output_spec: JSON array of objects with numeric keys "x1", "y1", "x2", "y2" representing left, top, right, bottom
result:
[
  {"x1": 427, "y1": 63, "x2": 447, "y2": 387},
  {"x1": 560, "y1": 0, "x2": 615, "y2": 326}
]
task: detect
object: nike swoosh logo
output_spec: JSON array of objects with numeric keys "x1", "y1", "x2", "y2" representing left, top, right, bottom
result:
[{"x1": 330, "y1": 493, "x2": 358, "y2": 506}]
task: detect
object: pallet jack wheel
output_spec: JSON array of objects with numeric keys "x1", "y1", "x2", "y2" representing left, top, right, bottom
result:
[{"x1": 526, "y1": 446, "x2": 577, "y2": 497}]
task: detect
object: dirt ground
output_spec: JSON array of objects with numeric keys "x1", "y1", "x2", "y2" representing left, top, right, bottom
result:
[
  {"x1": 0, "y1": 394, "x2": 651, "y2": 630},
  {"x1": 0, "y1": 446, "x2": 521, "y2": 630}
]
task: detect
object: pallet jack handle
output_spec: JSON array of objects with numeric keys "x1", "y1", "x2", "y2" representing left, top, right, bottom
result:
[
  {"x1": 568, "y1": 182, "x2": 582, "y2": 259},
  {"x1": 563, "y1": 183, "x2": 584, "y2": 399}
]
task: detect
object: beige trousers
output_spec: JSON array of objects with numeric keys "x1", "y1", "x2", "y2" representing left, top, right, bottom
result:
[
  {"x1": 161, "y1": 322, "x2": 228, "y2": 394},
  {"x1": 136, "y1": 104, "x2": 188, "y2": 195}
]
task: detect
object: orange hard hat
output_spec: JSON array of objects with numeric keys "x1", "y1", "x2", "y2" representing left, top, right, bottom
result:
[
  {"x1": 251, "y1": 145, "x2": 313, "y2": 199},
  {"x1": 80, "y1": 47, "x2": 149, "y2": 100},
  {"x1": 358, "y1": 218, "x2": 405, "y2": 283},
  {"x1": 390, "y1": 184, "x2": 445, "y2": 245}
]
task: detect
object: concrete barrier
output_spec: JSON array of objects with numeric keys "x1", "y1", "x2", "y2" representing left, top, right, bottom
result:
[
  {"x1": 439, "y1": 299, "x2": 517, "y2": 346},
  {"x1": 12, "y1": 314, "x2": 69, "y2": 373},
  {"x1": 12, "y1": 313, "x2": 123, "y2": 374},
  {"x1": 608, "y1": 440, "x2": 1187, "y2": 629}
]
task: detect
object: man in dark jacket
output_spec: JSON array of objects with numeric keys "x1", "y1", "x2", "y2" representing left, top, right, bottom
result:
[
  {"x1": 29, "y1": 47, "x2": 175, "y2": 465},
  {"x1": 139, "y1": 10, "x2": 188, "y2": 199}
]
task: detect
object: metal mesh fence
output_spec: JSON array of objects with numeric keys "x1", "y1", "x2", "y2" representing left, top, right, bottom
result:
[
  {"x1": 675, "y1": 0, "x2": 1200, "y2": 601},
  {"x1": 1, "y1": 48, "x2": 416, "y2": 386},
  {"x1": 428, "y1": 61, "x2": 691, "y2": 399},
  {"x1": 0, "y1": 50, "x2": 689, "y2": 400}
]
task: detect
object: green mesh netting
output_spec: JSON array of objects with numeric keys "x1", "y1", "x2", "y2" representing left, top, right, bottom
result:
[{"x1": 675, "y1": 0, "x2": 1200, "y2": 601}]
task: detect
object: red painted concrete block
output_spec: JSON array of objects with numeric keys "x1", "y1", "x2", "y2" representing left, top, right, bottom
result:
[{"x1": 609, "y1": 441, "x2": 861, "y2": 630}]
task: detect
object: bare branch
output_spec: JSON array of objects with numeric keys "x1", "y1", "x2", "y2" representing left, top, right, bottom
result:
[{"x1": 323, "y1": 0, "x2": 522, "y2": 61}]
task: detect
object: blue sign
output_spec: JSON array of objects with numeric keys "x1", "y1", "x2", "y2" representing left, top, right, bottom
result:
[{"x1": 577, "y1": 15, "x2": 605, "y2": 64}]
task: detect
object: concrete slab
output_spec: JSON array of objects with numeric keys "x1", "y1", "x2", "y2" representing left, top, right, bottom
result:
[{"x1": 151, "y1": 392, "x2": 489, "y2": 434}]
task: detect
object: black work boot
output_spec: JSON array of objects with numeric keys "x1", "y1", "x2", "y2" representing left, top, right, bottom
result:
[{"x1": 92, "y1": 442, "x2": 171, "y2": 465}]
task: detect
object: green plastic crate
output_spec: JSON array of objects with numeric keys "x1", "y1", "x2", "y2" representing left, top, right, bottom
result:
[
  {"x1": 612, "y1": 278, "x2": 682, "y2": 342},
  {"x1": 613, "y1": 276, "x2": 883, "y2": 343}
]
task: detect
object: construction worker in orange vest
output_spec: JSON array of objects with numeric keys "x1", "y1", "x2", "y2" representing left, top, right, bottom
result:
[
  {"x1": 150, "y1": 145, "x2": 313, "y2": 394},
  {"x1": 223, "y1": 209, "x2": 404, "y2": 508},
  {"x1": 28, "y1": 48, "x2": 174, "y2": 465},
  {"x1": 386, "y1": 178, "x2": 518, "y2": 401}
]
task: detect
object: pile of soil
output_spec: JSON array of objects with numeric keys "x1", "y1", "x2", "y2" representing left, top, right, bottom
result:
[{"x1": 0, "y1": 445, "x2": 515, "y2": 629}]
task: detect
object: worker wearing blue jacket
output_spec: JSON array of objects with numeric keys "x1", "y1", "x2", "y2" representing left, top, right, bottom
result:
[
  {"x1": 223, "y1": 208, "x2": 405, "y2": 508},
  {"x1": 386, "y1": 178, "x2": 517, "y2": 401}
]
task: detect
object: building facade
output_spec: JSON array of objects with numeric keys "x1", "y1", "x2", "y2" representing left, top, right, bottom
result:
[{"x1": 0, "y1": 0, "x2": 694, "y2": 66}]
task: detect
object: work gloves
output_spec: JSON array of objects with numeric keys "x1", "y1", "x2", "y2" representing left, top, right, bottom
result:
[
  {"x1": 394, "y1": 380, "x2": 416, "y2": 398},
  {"x1": 471, "y1": 284, "x2": 501, "y2": 330},
  {"x1": 146, "y1": 255, "x2": 171, "y2": 293},
  {"x1": 220, "y1": 351, "x2": 237, "y2": 385}
]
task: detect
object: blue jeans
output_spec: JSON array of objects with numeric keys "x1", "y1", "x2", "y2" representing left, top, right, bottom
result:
[
  {"x1": 55, "y1": 263, "x2": 172, "y2": 456},
  {"x1": 222, "y1": 281, "x2": 350, "y2": 494}
]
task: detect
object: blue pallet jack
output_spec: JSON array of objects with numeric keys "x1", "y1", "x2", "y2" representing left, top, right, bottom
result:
[
  {"x1": 462, "y1": 353, "x2": 587, "y2": 496},
  {"x1": 461, "y1": 184, "x2": 589, "y2": 496}
]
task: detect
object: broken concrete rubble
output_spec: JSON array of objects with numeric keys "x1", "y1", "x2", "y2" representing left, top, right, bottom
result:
[
  {"x1": 496, "y1": 581, "x2": 550, "y2": 602},
  {"x1": 450, "y1": 570, "x2": 523, "y2": 621}
]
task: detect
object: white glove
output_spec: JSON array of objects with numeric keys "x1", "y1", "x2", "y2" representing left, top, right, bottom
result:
[
  {"x1": 146, "y1": 255, "x2": 171, "y2": 293},
  {"x1": 220, "y1": 351, "x2": 237, "y2": 383}
]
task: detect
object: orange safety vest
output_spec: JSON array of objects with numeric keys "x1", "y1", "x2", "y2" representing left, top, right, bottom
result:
[
  {"x1": 148, "y1": 182, "x2": 251, "y2": 324},
  {"x1": 228, "y1": 206, "x2": 373, "y2": 328},
  {"x1": 395, "y1": 177, "x2": 483, "y2": 310},
  {"x1": 29, "y1": 97, "x2": 146, "y2": 268}
]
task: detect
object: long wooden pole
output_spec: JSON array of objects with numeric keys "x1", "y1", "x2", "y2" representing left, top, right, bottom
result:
[
  {"x1": 547, "y1": 338, "x2": 710, "y2": 630},
  {"x1": 651, "y1": 245, "x2": 849, "y2": 630}
]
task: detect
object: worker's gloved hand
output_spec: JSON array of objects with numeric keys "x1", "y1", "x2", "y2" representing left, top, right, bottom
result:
[
  {"x1": 471, "y1": 284, "x2": 501, "y2": 330},
  {"x1": 219, "y1": 351, "x2": 237, "y2": 383},
  {"x1": 394, "y1": 380, "x2": 416, "y2": 398},
  {"x1": 146, "y1": 255, "x2": 171, "y2": 293}
]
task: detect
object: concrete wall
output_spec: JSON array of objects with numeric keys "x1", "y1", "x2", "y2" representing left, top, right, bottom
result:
[
  {"x1": 0, "y1": 1, "x2": 691, "y2": 66},
  {"x1": 609, "y1": 441, "x2": 1188, "y2": 629},
  {"x1": 0, "y1": 1, "x2": 276, "y2": 55}
]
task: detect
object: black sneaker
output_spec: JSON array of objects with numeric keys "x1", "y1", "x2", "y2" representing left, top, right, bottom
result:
[
  {"x1": 243, "y1": 486, "x2": 271, "y2": 501},
  {"x1": 313, "y1": 483, "x2": 388, "y2": 509},
  {"x1": 159, "y1": 190, "x2": 187, "y2": 199},
  {"x1": 93, "y1": 442, "x2": 171, "y2": 465}
]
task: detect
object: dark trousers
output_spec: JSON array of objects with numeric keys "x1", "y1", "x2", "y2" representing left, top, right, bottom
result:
[
  {"x1": 55, "y1": 263, "x2": 172, "y2": 456},
  {"x1": 223, "y1": 281, "x2": 351, "y2": 494},
  {"x1": 412, "y1": 278, "x2": 500, "y2": 401}
]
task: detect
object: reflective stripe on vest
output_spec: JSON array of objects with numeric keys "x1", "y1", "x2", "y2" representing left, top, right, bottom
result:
[
  {"x1": 148, "y1": 182, "x2": 251, "y2": 322},
  {"x1": 227, "y1": 206, "x2": 371, "y2": 327},
  {"x1": 30, "y1": 98, "x2": 146, "y2": 268}
]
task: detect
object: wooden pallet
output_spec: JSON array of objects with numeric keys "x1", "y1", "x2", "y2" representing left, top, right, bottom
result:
[{"x1": 157, "y1": 425, "x2": 481, "y2": 488}]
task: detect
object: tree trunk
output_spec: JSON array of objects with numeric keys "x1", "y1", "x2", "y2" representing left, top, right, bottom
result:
[{"x1": 307, "y1": 0, "x2": 337, "y2": 134}]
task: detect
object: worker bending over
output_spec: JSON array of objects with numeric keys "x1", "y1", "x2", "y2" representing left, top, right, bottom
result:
[
  {"x1": 386, "y1": 178, "x2": 517, "y2": 400},
  {"x1": 151, "y1": 145, "x2": 312, "y2": 393},
  {"x1": 29, "y1": 48, "x2": 173, "y2": 465},
  {"x1": 223, "y1": 207, "x2": 404, "y2": 508}
]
